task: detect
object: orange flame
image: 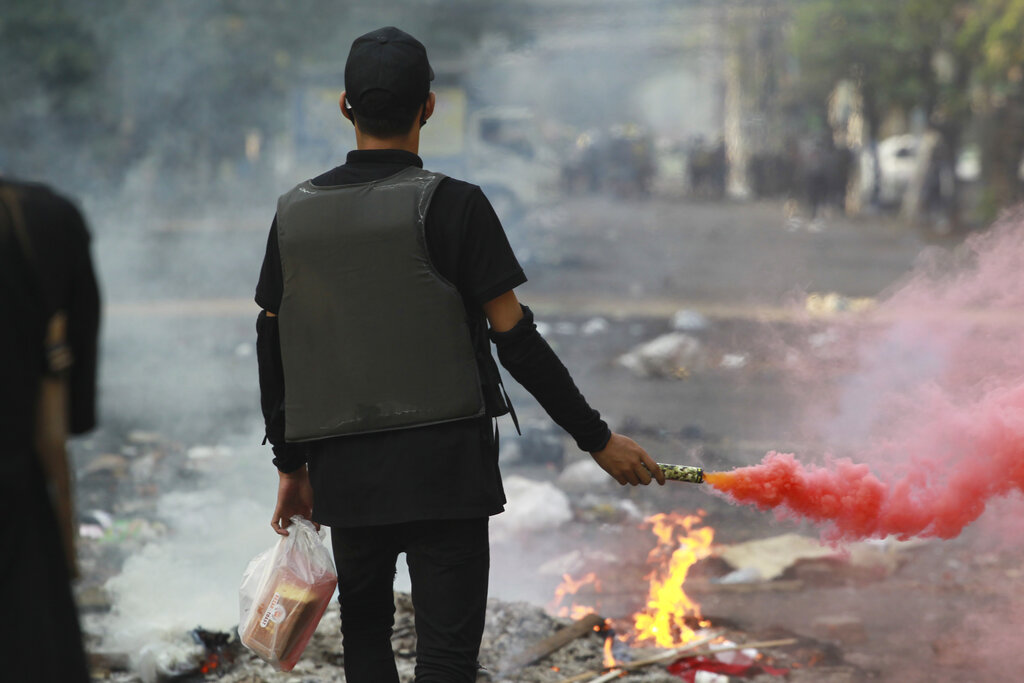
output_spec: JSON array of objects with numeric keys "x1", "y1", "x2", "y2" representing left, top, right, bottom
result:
[
  {"x1": 631, "y1": 512, "x2": 714, "y2": 648},
  {"x1": 199, "y1": 654, "x2": 219, "y2": 674},
  {"x1": 549, "y1": 572, "x2": 601, "y2": 618},
  {"x1": 603, "y1": 632, "x2": 616, "y2": 669}
]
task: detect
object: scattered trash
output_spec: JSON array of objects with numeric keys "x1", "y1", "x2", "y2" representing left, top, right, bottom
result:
[
  {"x1": 492, "y1": 476, "x2": 573, "y2": 540},
  {"x1": 719, "y1": 353, "x2": 748, "y2": 369},
  {"x1": 712, "y1": 567, "x2": 763, "y2": 585},
  {"x1": 667, "y1": 639, "x2": 789, "y2": 681},
  {"x1": 186, "y1": 445, "x2": 233, "y2": 460},
  {"x1": 79, "y1": 509, "x2": 114, "y2": 540},
  {"x1": 81, "y1": 453, "x2": 131, "y2": 478},
  {"x1": 805, "y1": 292, "x2": 876, "y2": 317},
  {"x1": 137, "y1": 637, "x2": 205, "y2": 683},
  {"x1": 718, "y1": 534, "x2": 838, "y2": 581},
  {"x1": 671, "y1": 309, "x2": 709, "y2": 332},
  {"x1": 717, "y1": 534, "x2": 920, "y2": 585},
  {"x1": 190, "y1": 628, "x2": 241, "y2": 677},
  {"x1": 87, "y1": 517, "x2": 164, "y2": 544},
  {"x1": 127, "y1": 431, "x2": 163, "y2": 445},
  {"x1": 129, "y1": 451, "x2": 163, "y2": 481},
  {"x1": 618, "y1": 332, "x2": 704, "y2": 379},
  {"x1": 580, "y1": 317, "x2": 610, "y2": 336},
  {"x1": 574, "y1": 497, "x2": 645, "y2": 524}
]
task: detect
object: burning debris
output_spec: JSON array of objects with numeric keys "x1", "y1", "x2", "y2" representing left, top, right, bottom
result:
[{"x1": 631, "y1": 512, "x2": 713, "y2": 648}]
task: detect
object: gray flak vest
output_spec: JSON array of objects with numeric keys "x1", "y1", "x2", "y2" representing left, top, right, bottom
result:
[{"x1": 276, "y1": 167, "x2": 484, "y2": 442}]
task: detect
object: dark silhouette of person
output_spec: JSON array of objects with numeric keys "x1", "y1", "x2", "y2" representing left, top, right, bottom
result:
[{"x1": 0, "y1": 176, "x2": 100, "y2": 683}]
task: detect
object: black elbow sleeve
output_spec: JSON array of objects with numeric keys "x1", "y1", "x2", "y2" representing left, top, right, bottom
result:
[
  {"x1": 257, "y1": 311, "x2": 308, "y2": 472},
  {"x1": 490, "y1": 305, "x2": 611, "y2": 452}
]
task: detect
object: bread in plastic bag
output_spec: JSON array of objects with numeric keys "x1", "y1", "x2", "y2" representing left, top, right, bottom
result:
[{"x1": 238, "y1": 515, "x2": 337, "y2": 671}]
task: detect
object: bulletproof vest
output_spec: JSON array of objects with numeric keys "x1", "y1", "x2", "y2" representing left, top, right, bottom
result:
[{"x1": 276, "y1": 166, "x2": 484, "y2": 442}]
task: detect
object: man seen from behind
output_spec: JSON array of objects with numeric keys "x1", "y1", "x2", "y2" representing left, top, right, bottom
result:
[{"x1": 255, "y1": 26, "x2": 665, "y2": 683}]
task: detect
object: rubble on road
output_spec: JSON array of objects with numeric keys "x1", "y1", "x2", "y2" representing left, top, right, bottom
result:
[
  {"x1": 491, "y1": 476, "x2": 573, "y2": 541},
  {"x1": 618, "y1": 332, "x2": 705, "y2": 379}
]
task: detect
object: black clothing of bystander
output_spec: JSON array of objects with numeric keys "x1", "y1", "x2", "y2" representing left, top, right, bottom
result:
[
  {"x1": 0, "y1": 179, "x2": 100, "y2": 455},
  {"x1": 0, "y1": 178, "x2": 98, "y2": 683}
]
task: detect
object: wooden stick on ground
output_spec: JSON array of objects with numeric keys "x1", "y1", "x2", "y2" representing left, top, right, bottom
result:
[
  {"x1": 584, "y1": 670, "x2": 625, "y2": 683},
  {"x1": 560, "y1": 636, "x2": 798, "y2": 683},
  {"x1": 502, "y1": 612, "x2": 606, "y2": 673},
  {"x1": 560, "y1": 632, "x2": 719, "y2": 683}
]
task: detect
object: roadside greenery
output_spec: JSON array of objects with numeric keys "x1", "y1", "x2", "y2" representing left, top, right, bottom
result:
[{"x1": 789, "y1": 0, "x2": 1024, "y2": 219}]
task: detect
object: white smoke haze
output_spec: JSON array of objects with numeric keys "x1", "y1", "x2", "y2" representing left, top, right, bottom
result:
[{"x1": 100, "y1": 435, "x2": 277, "y2": 652}]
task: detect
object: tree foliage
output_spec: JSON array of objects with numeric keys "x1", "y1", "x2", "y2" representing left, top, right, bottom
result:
[
  {"x1": 789, "y1": 0, "x2": 963, "y2": 131},
  {"x1": 788, "y1": 0, "x2": 1024, "y2": 214}
]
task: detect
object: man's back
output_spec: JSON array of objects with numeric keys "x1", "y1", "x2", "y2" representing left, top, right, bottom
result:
[{"x1": 256, "y1": 149, "x2": 525, "y2": 528}]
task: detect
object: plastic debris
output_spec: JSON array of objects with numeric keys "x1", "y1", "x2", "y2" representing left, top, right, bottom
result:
[
  {"x1": 805, "y1": 292, "x2": 875, "y2": 317},
  {"x1": 186, "y1": 445, "x2": 233, "y2": 460},
  {"x1": 137, "y1": 638, "x2": 205, "y2": 683},
  {"x1": 719, "y1": 353, "x2": 748, "y2": 369},
  {"x1": 618, "y1": 332, "x2": 704, "y2": 379},
  {"x1": 491, "y1": 476, "x2": 572, "y2": 540},
  {"x1": 671, "y1": 309, "x2": 710, "y2": 332},
  {"x1": 668, "y1": 640, "x2": 788, "y2": 681},
  {"x1": 718, "y1": 534, "x2": 837, "y2": 581},
  {"x1": 581, "y1": 317, "x2": 610, "y2": 336}
]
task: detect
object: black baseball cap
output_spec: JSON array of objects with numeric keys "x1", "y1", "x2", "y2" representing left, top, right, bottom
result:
[{"x1": 345, "y1": 27, "x2": 434, "y2": 116}]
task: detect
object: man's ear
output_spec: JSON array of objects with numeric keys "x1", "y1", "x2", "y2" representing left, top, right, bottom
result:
[
  {"x1": 421, "y1": 92, "x2": 436, "y2": 126},
  {"x1": 340, "y1": 91, "x2": 355, "y2": 124}
]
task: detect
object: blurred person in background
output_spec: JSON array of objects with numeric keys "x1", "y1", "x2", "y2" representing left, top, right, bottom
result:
[
  {"x1": 0, "y1": 176, "x2": 101, "y2": 682},
  {"x1": 256, "y1": 26, "x2": 666, "y2": 683}
]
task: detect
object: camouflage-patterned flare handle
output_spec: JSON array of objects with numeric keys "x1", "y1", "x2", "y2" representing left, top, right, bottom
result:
[{"x1": 647, "y1": 463, "x2": 704, "y2": 484}]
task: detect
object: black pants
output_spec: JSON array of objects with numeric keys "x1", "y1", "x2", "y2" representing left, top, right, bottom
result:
[
  {"x1": 0, "y1": 452, "x2": 90, "y2": 683},
  {"x1": 331, "y1": 517, "x2": 490, "y2": 683}
]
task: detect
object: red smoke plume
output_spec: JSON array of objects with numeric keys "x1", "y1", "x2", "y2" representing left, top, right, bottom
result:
[{"x1": 708, "y1": 214, "x2": 1024, "y2": 542}]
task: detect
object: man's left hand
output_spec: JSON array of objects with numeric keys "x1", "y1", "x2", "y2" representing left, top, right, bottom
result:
[{"x1": 271, "y1": 466, "x2": 317, "y2": 535}]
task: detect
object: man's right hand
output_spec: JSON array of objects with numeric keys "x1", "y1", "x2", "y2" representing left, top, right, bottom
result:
[
  {"x1": 590, "y1": 433, "x2": 666, "y2": 486},
  {"x1": 271, "y1": 466, "x2": 317, "y2": 535}
]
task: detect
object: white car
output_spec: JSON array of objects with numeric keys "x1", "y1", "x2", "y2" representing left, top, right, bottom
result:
[{"x1": 859, "y1": 134, "x2": 918, "y2": 206}]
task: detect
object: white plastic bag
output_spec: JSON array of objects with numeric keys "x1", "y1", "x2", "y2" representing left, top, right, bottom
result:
[{"x1": 238, "y1": 516, "x2": 337, "y2": 671}]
